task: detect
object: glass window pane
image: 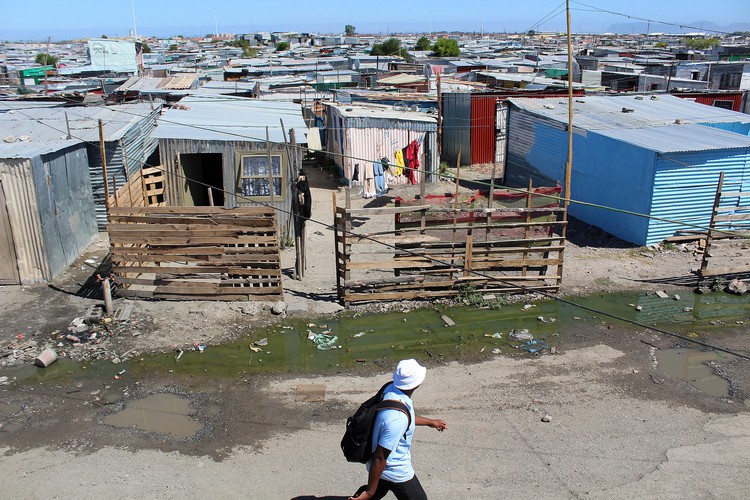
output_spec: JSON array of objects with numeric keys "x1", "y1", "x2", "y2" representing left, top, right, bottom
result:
[
  {"x1": 241, "y1": 178, "x2": 270, "y2": 196},
  {"x1": 271, "y1": 156, "x2": 281, "y2": 176},
  {"x1": 272, "y1": 177, "x2": 282, "y2": 195},
  {"x1": 242, "y1": 156, "x2": 268, "y2": 176}
]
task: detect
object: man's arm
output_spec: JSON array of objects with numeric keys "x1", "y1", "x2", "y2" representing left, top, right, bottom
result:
[
  {"x1": 416, "y1": 415, "x2": 448, "y2": 431},
  {"x1": 348, "y1": 445, "x2": 391, "y2": 500}
]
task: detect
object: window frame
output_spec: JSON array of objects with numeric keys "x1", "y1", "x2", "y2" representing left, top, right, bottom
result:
[{"x1": 235, "y1": 151, "x2": 286, "y2": 203}]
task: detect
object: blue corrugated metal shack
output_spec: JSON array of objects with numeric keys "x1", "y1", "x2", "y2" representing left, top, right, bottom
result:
[
  {"x1": 505, "y1": 95, "x2": 750, "y2": 245},
  {"x1": 0, "y1": 139, "x2": 98, "y2": 284}
]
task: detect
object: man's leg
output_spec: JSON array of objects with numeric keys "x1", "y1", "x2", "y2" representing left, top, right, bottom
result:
[{"x1": 388, "y1": 475, "x2": 428, "y2": 500}]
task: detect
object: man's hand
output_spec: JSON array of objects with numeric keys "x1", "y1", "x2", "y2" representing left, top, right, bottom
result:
[
  {"x1": 416, "y1": 415, "x2": 448, "y2": 431},
  {"x1": 429, "y1": 419, "x2": 448, "y2": 432}
]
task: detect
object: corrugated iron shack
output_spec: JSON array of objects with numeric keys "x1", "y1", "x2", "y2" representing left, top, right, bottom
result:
[
  {"x1": 151, "y1": 95, "x2": 309, "y2": 238},
  {"x1": 505, "y1": 94, "x2": 750, "y2": 245},
  {"x1": 324, "y1": 102, "x2": 438, "y2": 185},
  {"x1": 0, "y1": 139, "x2": 98, "y2": 284},
  {"x1": 0, "y1": 102, "x2": 161, "y2": 230}
]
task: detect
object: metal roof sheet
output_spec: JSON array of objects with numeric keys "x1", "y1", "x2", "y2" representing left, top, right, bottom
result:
[
  {"x1": 508, "y1": 94, "x2": 750, "y2": 130},
  {"x1": 150, "y1": 95, "x2": 309, "y2": 143},
  {"x1": 0, "y1": 102, "x2": 158, "y2": 143},
  {"x1": 378, "y1": 73, "x2": 426, "y2": 85},
  {"x1": 594, "y1": 123, "x2": 750, "y2": 153},
  {"x1": 0, "y1": 138, "x2": 82, "y2": 159}
]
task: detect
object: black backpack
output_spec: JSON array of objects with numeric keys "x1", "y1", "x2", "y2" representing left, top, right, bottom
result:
[{"x1": 341, "y1": 382, "x2": 411, "y2": 463}]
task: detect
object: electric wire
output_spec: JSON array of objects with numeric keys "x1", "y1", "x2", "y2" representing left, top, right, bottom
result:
[{"x1": 3, "y1": 101, "x2": 748, "y2": 361}]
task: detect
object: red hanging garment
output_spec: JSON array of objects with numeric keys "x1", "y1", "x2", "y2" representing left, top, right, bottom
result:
[{"x1": 406, "y1": 140, "x2": 420, "y2": 185}]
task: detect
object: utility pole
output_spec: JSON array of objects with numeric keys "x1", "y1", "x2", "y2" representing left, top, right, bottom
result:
[
  {"x1": 43, "y1": 36, "x2": 51, "y2": 95},
  {"x1": 563, "y1": 0, "x2": 574, "y2": 209}
]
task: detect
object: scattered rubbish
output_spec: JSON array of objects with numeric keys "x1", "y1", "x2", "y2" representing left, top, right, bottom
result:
[
  {"x1": 650, "y1": 374, "x2": 664, "y2": 385},
  {"x1": 520, "y1": 339, "x2": 550, "y2": 354},
  {"x1": 655, "y1": 291, "x2": 669, "y2": 299},
  {"x1": 85, "y1": 259, "x2": 97, "y2": 265},
  {"x1": 484, "y1": 332, "x2": 503, "y2": 339},
  {"x1": 573, "y1": 316, "x2": 581, "y2": 320},
  {"x1": 307, "y1": 323, "x2": 317, "y2": 328},
  {"x1": 522, "y1": 304, "x2": 536, "y2": 310},
  {"x1": 441, "y1": 315, "x2": 455, "y2": 327},
  {"x1": 541, "y1": 415, "x2": 551, "y2": 423},
  {"x1": 491, "y1": 348, "x2": 502, "y2": 354},
  {"x1": 175, "y1": 349, "x2": 184, "y2": 363},
  {"x1": 118, "y1": 369, "x2": 126, "y2": 375},
  {"x1": 537, "y1": 316, "x2": 547, "y2": 323},
  {"x1": 508, "y1": 329, "x2": 533, "y2": 342},
  {"x1": 673, "y1": 294, "x2": 681, "y2": 301},
  {"x1": 482, "y1": 294, "x2": 496, "y2": 301},
  {"x1": 636, "y1": 305, "x2": 643, "y2": 312},
  {"x1": 194, "y1": 343, "x2": 207, "y2": 353},
  {"x1": 632, "y1": 369, "x2": 639, "y2": 374},
  {"x1": 0, "y1": 376, "x2": 9, "y2": 385},
  {"x1": 683, "y1": 307, "x2": 694, "y2": 312},
  {"x1": 254, "y1": 338, "x2": 268, "y2": 347},
  {"x1": 34, "y1": 348, "x2": 58, "y2": 368},
  {"x1": 356, "y1": 358, "x2": 367, "y2": 363},
  {"x1": 271, "y1": 301, "x2": 287, "y2": 315},
  {"x1": 308, "y1": 332, "x2": 339, "y2": 350},
  {"x1": 727, "y1": 279, "x2": 748, "y2": 295},
  {"x1": 16, "y1": 334, "x2": 23, "y2": 340}
]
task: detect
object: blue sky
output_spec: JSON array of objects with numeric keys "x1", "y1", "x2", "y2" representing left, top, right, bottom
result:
[{"x1": 3, "y1": 0, "x2": 748, "y2": 40}]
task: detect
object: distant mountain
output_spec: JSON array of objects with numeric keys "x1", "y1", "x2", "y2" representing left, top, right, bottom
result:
[{"x1": 604, "y1": 20, "x2": 750, "y2": 34}]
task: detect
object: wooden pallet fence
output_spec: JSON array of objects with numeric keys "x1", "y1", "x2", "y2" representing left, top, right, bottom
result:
[
  {"x1": 334, "y1": 185, "x2": 566, "y2": 305},
  {"x1": 109, "y1": 206, "x2": 283, "y2": 300},
  {"x1": 698, "y1": 172, "x2": 750, "y2": 282},
  {"x1": 108, "y1": 166, "x2": 167, "y2": 208}
]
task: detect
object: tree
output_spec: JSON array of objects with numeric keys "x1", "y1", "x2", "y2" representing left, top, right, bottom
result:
[
  {"x1": 432, "y1": 38, "x2": 460, "y2": 57},
  {"x1": 229, "y1": 39, "x2": 258, "y2": 58},
  {"x1": 654, "y1": 41, "x2": 667, "y2": 49},
  {"x1": 345, "y1": 25, "x2": 356, "y2": 35},
  {"x1": 685, "y1": 36, "x2": 721, "y2": 50},
  {"x1": 275, "y1": 41, "x2": 290, "y2": 52},
  {"x1": 169, "y1": 44, "x2": 178, "y2": 51},
  {"x1": 370, "y1": 38, "x2": 403, "y2": 56},
  {"x1": 35, "y1": 53, "x2": 58, "y2": 67},
  {"x1": 101, "y1": 35, "x2": 108, "y2": 39},
  {"x1": 415, "y1": 36, "x2": 431, "y2": 51},
  {"x1": 141, "y1": 41, "x2": 152, "y2": 53}
]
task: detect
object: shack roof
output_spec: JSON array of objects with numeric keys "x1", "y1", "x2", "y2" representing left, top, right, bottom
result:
[
  {"x1": 596, "y1": 123, "x2": 750, "y2": 153},
  {"x1": 508, "y1": 94, "x2": 750, "y2": 130},
  {"x1": 325, "y1": 102, "x2": 437, "y2": 131},
  {"x1": 0, "y1": 102, "x2": 158, "y2": 144},
  {"x1": 151, "y1": 95, "x2": 309, "y2": 143}
]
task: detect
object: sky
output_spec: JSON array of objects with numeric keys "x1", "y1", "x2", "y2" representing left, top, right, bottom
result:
[{"x1": 2, "y1": 0, "x2": 749, "y2": 41}]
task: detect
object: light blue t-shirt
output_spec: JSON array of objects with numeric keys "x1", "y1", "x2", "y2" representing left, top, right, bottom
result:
[{"x1": 367, "y1": 383, "x2": 416, "y2": 483}]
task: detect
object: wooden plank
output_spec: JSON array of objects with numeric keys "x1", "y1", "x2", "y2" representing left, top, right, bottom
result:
[
  {"x1": 715, "y1": 214, "x2": 750, "y2": 222},
  {"x1": 110, "y1": 235, "x2": 278, "y2": 245},
  {"x1": 117, "y1": 277, "x2": 281, "y2": 286},
  {"x1": 109, "y1": 206, "x2": 275, "y2": 216},
  {"x1": 108, "y1": 215, "x2": 275, "y2": 226},
  {"x1": 108, "y1": 222, "x2": 275, "y2": 232},
  {"x1": 112, "y1": 265, "x2": 282, "y2": 275},
  {"x1": 698, "y1": 266, "x2": 750, "y2": 277},
  {"x1": 119, "y1": 290, "x2": 282, "y2": 301},
  {"x1": 345, "y1": 205, "x2": 432, "y2": 216},
  {"x1": 110, "y1": 246, "x2": 225, "y2": 256}
]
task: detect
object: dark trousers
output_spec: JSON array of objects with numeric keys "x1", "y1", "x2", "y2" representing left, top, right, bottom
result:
[{"x1": 354, "y1": 475, "x2": 427, "y2": 500}]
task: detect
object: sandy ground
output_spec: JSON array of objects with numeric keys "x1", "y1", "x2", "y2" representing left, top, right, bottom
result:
[{"x1": 1, "y1": 163, "x2": 749, "y2": 499}]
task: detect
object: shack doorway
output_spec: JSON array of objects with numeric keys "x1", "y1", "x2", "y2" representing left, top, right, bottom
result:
[
  {"x1": 0, "y1": 180, "x2": 20, "y2": 284},
  {"x1": 179, "y1": 153, "x2": 225, "y2": 207}
]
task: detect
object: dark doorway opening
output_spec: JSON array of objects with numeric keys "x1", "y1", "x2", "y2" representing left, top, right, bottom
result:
[{"x1": 180, "y1": 153, "x2": 225, "y2": 206}]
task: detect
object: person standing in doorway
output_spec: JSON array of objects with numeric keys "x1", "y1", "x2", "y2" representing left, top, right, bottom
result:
[{"x1": 349, "y1": 359, "x2": 448, "y2": 500}]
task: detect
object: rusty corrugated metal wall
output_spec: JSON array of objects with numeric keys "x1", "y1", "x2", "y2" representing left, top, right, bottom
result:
[
  {"x1": 471, "y1": 95, "x2": 497, "y2": 164},
  {"x1": 0, "y1": 157, "x2": 48, "y2": 283}
]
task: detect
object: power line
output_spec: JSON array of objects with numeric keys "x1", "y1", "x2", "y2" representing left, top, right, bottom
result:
[{"x1": 4, "y1": 101, "x2": 748, "y2": 361}]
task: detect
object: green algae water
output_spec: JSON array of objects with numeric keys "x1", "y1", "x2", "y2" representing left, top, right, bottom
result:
[
  {"x1": 6, "y1": 291, "x2": 748, "y2": 385},
  {"x1": 129, "y1": 290, "x2": 749, "y2": 378}
]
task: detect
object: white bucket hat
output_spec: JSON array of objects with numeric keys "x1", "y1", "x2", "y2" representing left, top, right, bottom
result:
[{"x1": 393, "y1": 359, "x2": 427, "y2": 390}]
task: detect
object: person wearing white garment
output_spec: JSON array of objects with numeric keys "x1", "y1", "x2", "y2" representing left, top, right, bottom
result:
[{"x1": 349, "y1": 359, "x2": 448, "y2": 500}]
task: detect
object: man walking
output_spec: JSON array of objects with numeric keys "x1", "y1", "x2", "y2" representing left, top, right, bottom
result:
[{"x1": 349, "y1": 359, "x2": 448, "y2": 500}]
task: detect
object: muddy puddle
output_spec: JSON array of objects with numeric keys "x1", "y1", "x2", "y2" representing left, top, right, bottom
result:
[
  {"x1": 655, "y1": 348, "x2": 732, "y2": 397},
  {"x1": 103, "y1": 393, "x2": 202, "y2": 438}
]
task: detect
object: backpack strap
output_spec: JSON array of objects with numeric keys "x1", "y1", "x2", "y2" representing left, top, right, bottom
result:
[{"x1": 376, "y1": 399, "x2": 412, "y2": 435}]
